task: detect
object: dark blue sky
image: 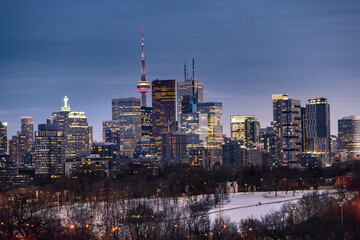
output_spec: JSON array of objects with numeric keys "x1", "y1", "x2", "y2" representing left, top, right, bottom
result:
[{"x1": 1, "y1": 0, "x2": 360, "y2": 141}]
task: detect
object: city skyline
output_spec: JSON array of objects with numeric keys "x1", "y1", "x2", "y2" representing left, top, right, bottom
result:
[{"x1": 1, "y1": 0, "x2": 360, "y2": 141}]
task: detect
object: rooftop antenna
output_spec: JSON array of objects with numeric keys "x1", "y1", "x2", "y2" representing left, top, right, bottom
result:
[
  {"x1": 192, "y1": 58, "x2": 195, "y2": 79},
  {"x1": 184, "y1": 60, "x2": 187, "y2": 81}
]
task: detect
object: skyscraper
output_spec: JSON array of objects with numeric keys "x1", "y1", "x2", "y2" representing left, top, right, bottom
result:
[
  {"x1": 179, "y1": 112, "x2": 208, "y2": 147},
  {"x1": 103, "y1": 120, "x2": 121, "y2": 145},
  {"x1": 140, "y1": 107, "x2": 152, "y2": 139},
  {"x1": 0, "y1": 121, "x2": 7, "y2": 154},
  {"x1": 66, "y1": 111, "x2": 91, "y2": 158},
  {"x1": 111, "y1": 97, "x2": 141, "y2": 142},
  {"x1": 230, "y1": 115, "x2": 260, "y2": 146},
  {"x1": 137, "y1": 29, "x2": 150, "y2": 107},
  {"x1": 152, "y1": 79, "x2": 176, "y2": 156},
  {"x1": 301, "y1": 107, "x2": 307, "y2": 152},
  {"x1": 272, "y1": 94, "x2": 302, "y2": 167},
  {"x1": 338, "y1": 116, "x2": 360, "y2": 160},
  {"x1": 161, "y1": 131, "x2": 189, "y2": 165},
  {"x1": 305, "y1": 97, "x2": 331, "y2": 166},
  {"x1": 222, "y1": 137, "x2": 244, "y2": 166},
  {"x1": 52, "y1": 97, "x2": 91, "y2": 159},
  {"x1": 198, "y1": 102, "x2": 223, "y2": 165},
  {"x1": 21, "y1": 116, "x2": 34, "y2": 154},
  {"x1": 8, "y1": 133, "x2": 27, "y2": 166},
  {"x1": 177, "y1": 59, "x2": 204, "y2": 123},
  {"x1": 34, "y1": 121, "x2": 65, "y2": 176},
  {"x1": 260, "y1": 127, "x2": 277, "y2": 168}
]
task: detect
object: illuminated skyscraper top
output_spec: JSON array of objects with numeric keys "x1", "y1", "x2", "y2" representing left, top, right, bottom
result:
[
  {"x1": 137, "y1": 28, "x2": 150, "y2": 107},
  {"x1": 0, "y1": 121, "x2": 7, "y2": 154},
  {"x1": 61, "y1": 96, "x2": 70, "y2": 112}
]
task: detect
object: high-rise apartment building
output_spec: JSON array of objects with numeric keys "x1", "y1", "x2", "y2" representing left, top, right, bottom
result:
[
  {"x1": 305, "y1": 98, "x2": 331, "y2": 166},
  {"x1": 34, "y1": 121, "x2": 66, "y2": 176},
  {"x1": 272, "y1": 94, "x2": 302, "y2": 168},
  {"x1": 230, "y1": 115, "x2": 260, "y2": 146},
  {"x1": 152, "y1": 79, "x2": 176, "y2": 156},
  {"x1": 21, "y1": 116, "x2": 34, "y2": 154},
  {"x1": 272, "y1": 94, "x2": 287, "y2": 166},
  {"x1": 301, "y1": 107, "x2": 307, "y2": 152},
  {"x1": 0, "y1": 121, "x2": 7, "y2": 154},
  {"x1": 338, "y1": 116, "x2": 360, "y2": 159}
]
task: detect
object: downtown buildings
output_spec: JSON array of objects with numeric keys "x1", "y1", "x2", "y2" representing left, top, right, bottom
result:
[
  {"x1": 2, "y1": 30, "x2": 360, "y2": 185},
  {"x1": 268, "y1": 95, "x2": 332, "y2": 168},
  {"x1": 32, "y1": 97, "x2": 92, "y2": 177}
]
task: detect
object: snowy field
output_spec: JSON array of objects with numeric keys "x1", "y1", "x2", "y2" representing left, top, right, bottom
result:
[
  {"x1": 59, "y1": 190, "x2": 327, "y2": 226},
  {"x1": 208, "y1": 190, "x2": 314, "y2": 222}
]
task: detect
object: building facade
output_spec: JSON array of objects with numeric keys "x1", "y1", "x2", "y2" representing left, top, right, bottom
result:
[
  {"x1": 179, "y1": 113, "x2": 208, "y2": 147},
  {"x1": 272, "y1": 94, "x2": 302, "y2": 168},
  {"x1": 338, "y1": 116, "x2": 360, "y2": 160},
  {"x1": 305, "y1": 98, "x2": 331, "y2": 166},
  {"x1": 161, "y1": 132, "x2": 189, "y2": 165},
  {"x1": 111, "y1": 97, "x2": 141, "y2": 141},
  {"x1": 177, "y1": 79, "x2": 203, "y2": 123},
  {"x1": 0, "y1": 121, "x2": 7, "y2": 154},
  {"x1": 53, "y1": 97, "x2": 91, "y2": 159},
  {"x1": 21, "y1": 116, "x2": 34, "y2": 154},
  {"x1": 222, "y1": 137, "x2": 244, "y2": 167},
  {"x1": 198, "y1": 102, "x2": 223, "y2": 165},
  {"x1": 34, "y1": 122, "x2": 66, "y2": 176},
  {"x1": 152, "y1": 79, "x2": 176, "y2": 156},
  {"x1": 230, "y1": 115, "x2": 260, "y2": 146}
]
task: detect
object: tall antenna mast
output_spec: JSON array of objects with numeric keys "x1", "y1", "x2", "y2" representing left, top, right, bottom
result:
[
  {"x1": 184, "y1": 60, "x2": 187, "y2": 81},
  {"x1": 141, "y1": 28, "x2": 146, "y2": 82},
  {"x1": 192, "y1": 58, "x2": 195, "y2": 79}
]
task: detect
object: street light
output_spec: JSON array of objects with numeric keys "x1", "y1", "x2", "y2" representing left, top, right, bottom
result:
[{"x1": 339, "y1": 202, "x2": 344, "y2": 226}]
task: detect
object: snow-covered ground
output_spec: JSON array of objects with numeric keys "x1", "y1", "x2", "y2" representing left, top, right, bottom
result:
[
  {"x1": 58, "y1": 190, "x2": 328, "y2": 226},
  {"x1": 209, "y1": 191, "x2": 314, "y2": 222}
]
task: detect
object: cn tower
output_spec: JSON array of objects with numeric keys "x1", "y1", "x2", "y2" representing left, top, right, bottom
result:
[{"x1": 137, "y1": 28, "x2": 150, "y2": 107}]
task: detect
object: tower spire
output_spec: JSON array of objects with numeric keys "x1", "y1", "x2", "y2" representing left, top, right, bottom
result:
[
  {"x1": 192, "y1": 58, "x2": 195, "y2": 79},
  {"x1": 184, "y1": 60, "x2": 187, "y2": 81},
  {"x1": 141, "y1": 28, "x2": 146, "y2": 82}
]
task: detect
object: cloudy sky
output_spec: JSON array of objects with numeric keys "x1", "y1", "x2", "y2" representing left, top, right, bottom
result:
[{"x1": 1, "y1": 0, "x2": 360, "y2": 141}]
